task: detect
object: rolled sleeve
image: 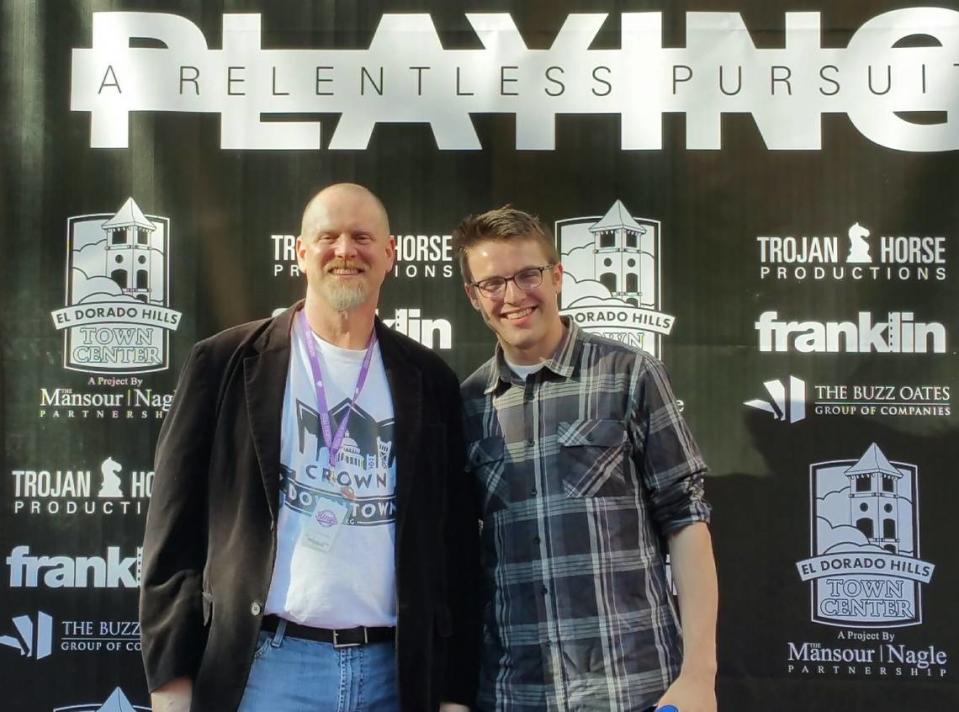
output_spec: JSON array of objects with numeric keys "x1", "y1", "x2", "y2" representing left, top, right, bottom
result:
[{"x1": 630, "y1": 355, "x2": 711, "y2": 537}]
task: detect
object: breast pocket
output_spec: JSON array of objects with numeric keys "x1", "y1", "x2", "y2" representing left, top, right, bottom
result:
[
  {"x1": 466, "y1": 436, "x2": 508, "y2": 513},
  {"x1": 558, "y1": 418, "x2": 633, "y2": 497}
]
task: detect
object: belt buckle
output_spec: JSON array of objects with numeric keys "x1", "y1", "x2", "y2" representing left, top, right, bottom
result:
[{"x1": 332, "y1": 627, "x2": 366, "y2": 649}]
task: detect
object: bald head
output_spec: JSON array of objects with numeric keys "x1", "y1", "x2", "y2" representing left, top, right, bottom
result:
[
  {"x1": 300, "y1": 183, "x2": 390, "y2": 239},
  {"x1": 295, "y1": 182, "x2": 397, "y2": 317}
]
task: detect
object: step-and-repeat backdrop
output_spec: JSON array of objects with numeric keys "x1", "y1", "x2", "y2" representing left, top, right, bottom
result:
[{"x1": 2, "y1": 1, "x2": 957, "y2": 709}]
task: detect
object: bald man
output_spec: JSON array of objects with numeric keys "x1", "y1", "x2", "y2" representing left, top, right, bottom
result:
[{"x1": 140, "y1": 184, "x2": 479, "y2": 712}]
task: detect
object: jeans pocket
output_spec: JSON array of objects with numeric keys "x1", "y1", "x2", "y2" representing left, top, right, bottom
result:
[
  {"x1": 558, "y1": 419, "x2": 633, "y2": 497},
  {"x1": 252, "y1": 631, "x2": 273, "y2": 660}
]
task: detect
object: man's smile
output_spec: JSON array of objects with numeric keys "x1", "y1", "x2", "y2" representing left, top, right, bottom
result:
[
  {"x1": 326, "y1": 261, "x2": 365, "y2": 276},
  {"x1": 502, "y1": 306, "x2": 536, "y2": 321}
]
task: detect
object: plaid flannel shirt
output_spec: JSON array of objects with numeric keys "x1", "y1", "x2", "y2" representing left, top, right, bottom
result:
[{"x1": 461, "y1": 320, "x2": 711, "y2": 712}]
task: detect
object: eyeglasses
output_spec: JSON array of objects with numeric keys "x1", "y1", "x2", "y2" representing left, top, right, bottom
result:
[{"x1": 469, "y1": 265, "x2": 554, "y2": 297}]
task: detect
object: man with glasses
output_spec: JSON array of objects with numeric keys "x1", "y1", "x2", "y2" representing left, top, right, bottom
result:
[{"x1": 453, "y1": 207, "x2": 717, "y2": 712}]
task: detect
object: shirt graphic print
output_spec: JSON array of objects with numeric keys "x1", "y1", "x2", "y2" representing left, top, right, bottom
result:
[{"x1": 266, "y1": 322, "x2": 397, "y2": 628}]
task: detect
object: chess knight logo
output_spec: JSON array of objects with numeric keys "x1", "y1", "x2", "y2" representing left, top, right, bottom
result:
[
  {"x1": 556, "y1": 201, "x2": 674, "y2": 357},
  {"x1": 796, "y1": 444, "x2": 936, "y2": 628},
  {"x1": 50, "y1": 198, "x2": 181, "y2": 374}
]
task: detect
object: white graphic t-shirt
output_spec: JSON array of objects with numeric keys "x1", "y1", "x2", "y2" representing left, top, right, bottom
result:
[{"x1": 265, "y1": 321, "x2": 397, "y2": 628}]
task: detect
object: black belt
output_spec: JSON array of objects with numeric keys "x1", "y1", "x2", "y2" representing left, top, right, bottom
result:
[{"x1": 261, "y1": 615, "x2": 394, "y2": 648}]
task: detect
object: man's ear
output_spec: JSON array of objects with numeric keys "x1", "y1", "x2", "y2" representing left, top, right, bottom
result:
[
  {"x1": 464, "y1": 283, "x2": 482, "y2": 311},
  {"x1": 295, "y1": 235, "x2": 307, "y2": 271},
  {"x1": 385, "y1": 234, "x2": 397, "y2": 271},
  {"x1": 552, "y1": 262, "x2": 564, "y2": 294}
]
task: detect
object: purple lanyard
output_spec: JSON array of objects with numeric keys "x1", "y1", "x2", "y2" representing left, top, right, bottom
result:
[{"x1": 298, "y1": 310, "x2": 377, "y2": 467}]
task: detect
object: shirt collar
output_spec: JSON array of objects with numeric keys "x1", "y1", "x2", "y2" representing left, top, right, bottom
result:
[{"x1": 483, "y1": 317, "x2": 581, "y2": 395}]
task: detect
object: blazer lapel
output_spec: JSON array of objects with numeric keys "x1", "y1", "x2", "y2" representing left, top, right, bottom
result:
[
  {"x1": 376, "y1": 320, "x2": 422, "y2": 549},
  {"x1": 244, "y1": 306, "x2": 296, "y2": 523}
]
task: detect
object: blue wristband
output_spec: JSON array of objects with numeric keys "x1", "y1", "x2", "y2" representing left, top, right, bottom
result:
[{"x1": 657, "y1": 706, "x2": 679, "y2": 712}]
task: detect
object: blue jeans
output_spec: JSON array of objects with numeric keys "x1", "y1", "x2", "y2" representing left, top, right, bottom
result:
[{"x1": 237, "y1": 619, "x2": 400, "y2": 712}]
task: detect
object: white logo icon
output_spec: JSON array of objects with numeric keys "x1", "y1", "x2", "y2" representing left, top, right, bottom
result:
[
  {"x1": 97, "y1": 456, "x2": 124, "y2": 498},
  {"x1": 744, "y1": 376, "x2": 806, "y2": 423},
  {"x1": 557, "y1": 200, "x2": 674, "y2": 357},
  {"x1": 755, "y1": 311, "x2": 946, "y2": 354},
  {"x1": 50, "y1": 198, "x2": 181, "y2": 374},
  {"x1": 7, "y1": 545, "x2": 142, "y2": 589},
  {"x1": 796, "y1": 444, "x2": 935, "y2": 627},
  {"x1": 846, "y1": 222, "x2": 872, "y2": 263},
  {"x1": 0, "y1": 611, "x2": 53, "y2": 659},
  {"x1": 756, "y1": 225, "x2": 947, "y2": 283}
]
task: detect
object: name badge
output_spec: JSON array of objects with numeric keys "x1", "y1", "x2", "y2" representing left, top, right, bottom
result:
[{"x1": 299, "y1": 494, "x2": 350, "y2": 553}]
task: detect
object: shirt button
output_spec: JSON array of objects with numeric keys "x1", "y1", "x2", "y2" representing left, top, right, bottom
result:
[
  {"x1": 250, "y1": 601, "x2": 262, "y2": 616},
  {"x1": 533, "y1": 536, "x2": 541, "y2": 544},
  {"x1": 530, "y1": 487, "x2": 537, "y2": 496},
  {"x1": 541, "y1": 585, "x2": 549, "y2": 596},
  {"x1": 526, "y1": 438, "x2": 534, "y2": 446}
]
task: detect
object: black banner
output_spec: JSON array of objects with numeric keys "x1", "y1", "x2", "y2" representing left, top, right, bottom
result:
[{"x1": 2, "y1": 1, "x2": 957, "y2": 709}]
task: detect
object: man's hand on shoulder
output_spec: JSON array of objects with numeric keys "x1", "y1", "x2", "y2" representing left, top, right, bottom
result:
[
  {"x1": 150, "y1": 677, "x2": 192, "y2": 712},
  {"x1": 439, "y1": 703, "x2": 470, "y2": 712},
  {"x1": 655, "y1": 669, "x2": 716, "y2": 712}
]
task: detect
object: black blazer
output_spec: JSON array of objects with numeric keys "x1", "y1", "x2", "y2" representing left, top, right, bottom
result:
[{"x1": 139, "y1": 303, "x2": 479, "y2": 711}]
